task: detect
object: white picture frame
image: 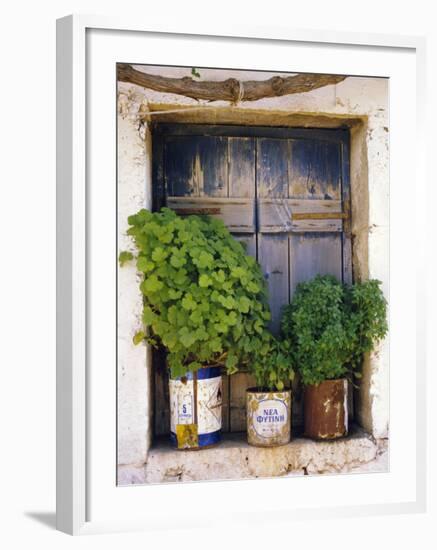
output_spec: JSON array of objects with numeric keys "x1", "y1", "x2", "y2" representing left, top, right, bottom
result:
[{"x1": 56, "y1": 14, "x2": 427, "y2": 535}]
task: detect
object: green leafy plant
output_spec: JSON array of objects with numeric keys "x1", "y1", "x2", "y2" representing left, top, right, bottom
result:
[
  {"x1": 119, "y1": 207, "x2": 271, "y2": 378},
  {"x1": 342, "y1": 279, "x2": 388, "y2": 374},
  {"x1": 281, "y1": 275, "x2": 346, "y2": 385},
  {"x1": 249, "y1": 333, "x2": 294, "y2": 392},
  {"x1": 281, "y1": 275, "x2": 387, "y2": 385}
]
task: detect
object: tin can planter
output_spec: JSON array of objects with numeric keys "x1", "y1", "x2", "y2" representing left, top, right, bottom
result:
[
  {"x1": 304, "y1": 378, "x2": 348, "y2": 440},
  {"x1": 169, "y1": 366, "x2": 222, "y2": 450},
  {"x1": 246, "y1": 388, "x2": 292, "y2": 447}
]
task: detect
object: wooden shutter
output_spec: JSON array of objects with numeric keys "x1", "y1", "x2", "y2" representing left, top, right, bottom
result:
[{"x1": 152, "y1": 125, "x2": 351, "y2": 436}]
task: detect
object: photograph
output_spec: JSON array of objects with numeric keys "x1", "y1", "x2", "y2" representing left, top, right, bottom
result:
[{"x1": 116, "y1": 63, "x2": 389, "y2": 485}]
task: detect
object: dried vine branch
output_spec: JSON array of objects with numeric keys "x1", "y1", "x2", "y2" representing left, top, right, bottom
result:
[{"x1": 117, "y1": 64, "x2": 346, "y2": 102}]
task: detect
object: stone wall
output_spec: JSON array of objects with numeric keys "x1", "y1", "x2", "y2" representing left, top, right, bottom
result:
[{"x1": 116, "y1": 68, "x2": 389, "y2": 477}]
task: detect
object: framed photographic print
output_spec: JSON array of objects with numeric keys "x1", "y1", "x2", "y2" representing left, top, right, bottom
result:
[{"x1": 56, "y1": 15, "x2": 426, "y2": 535}]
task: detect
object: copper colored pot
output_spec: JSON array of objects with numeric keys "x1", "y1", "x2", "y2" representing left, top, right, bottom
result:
[{"x1": 304, "y1": 379, "x2": 348, "y2": 440}]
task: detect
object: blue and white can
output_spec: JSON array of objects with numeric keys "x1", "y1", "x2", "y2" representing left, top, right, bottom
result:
[{"x1": 169, "y1": 366, "x2": 222, "y2": 450}]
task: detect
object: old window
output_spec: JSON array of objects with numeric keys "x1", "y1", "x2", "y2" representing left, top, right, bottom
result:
[{"x1": 151, "y1": 123, "x2": 352, "y2": 439}]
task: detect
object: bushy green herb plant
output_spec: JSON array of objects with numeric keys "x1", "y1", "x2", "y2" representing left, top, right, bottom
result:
[
  {"x1": 249, "y1": 334, "x2": 294, "y2": 392},
  {"x1": 281, "y1": 275, "x2": 347, "y2": 385},
  {"x1": 342, "y1": 279, "x2": 388, "y2": 372},
  {"x1": 281, "y1": 275, "x2": 387, "y2": 385},
  {"x1": 119, "y1": 207, "x2": 271, "y2": 378}
]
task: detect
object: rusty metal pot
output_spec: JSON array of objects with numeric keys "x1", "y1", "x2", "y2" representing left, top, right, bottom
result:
[
  {"x1": 304, "y1": 378, "x2": 348, "y2": 440},
  {"x1": 246, "y1": 388, "x2": 292, "y2": 447}
]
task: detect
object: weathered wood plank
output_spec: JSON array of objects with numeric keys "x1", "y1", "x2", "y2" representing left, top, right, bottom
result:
[
  {"x1": 341, "y1": 139, "x2": 353, "y2": 284},
  {"x1": 340, "y1": 138, "x2": 353, "y2": 418},
  {"x1": 258, "y1": 234, "x2": 289, "y2": 334},
  {"x1": 288, "y1": 199, "x2": 342, "y2": 213},
  {"x1": 291, "y1": 372, "x2": 305, "y2": 434},
  {"x1": 152, "y1": 133, "x2": 166, "y2": 211},
  {"x1": 152, "y1": 134, "x2": 169, "y2": 437},
  {"x1": 228, "y1": 138, "x2": 257, "y2": 432},
  {"x1": 289, "y1": 139, "x2": 342, "y2": 200},
  {"x1": 230, "y1": 372, "x2": 256, "y2": 432},
  {"x1": 258, "y1": 198, "x2": 344, "y2": 232},
  {"x1": 154, "y1": 123, "x2": 349, "y2": 143},
  {"x1": 291, "y1": 219, "x2": 342, "y2": 233},
  {"x1": 153, "y1": 349, "x2": 170, "y2": 436},
  {"x1": 257, "y1": 198, "x2": 293, "y2": 233},
  {"x1": 164, "y1": 136, "x2": 228, "y2": 197},
  {"x1": 257, "y1": 138, "x2": 289, "y2": 335},
  {"x1": 166, "y1": 196, "x2": 255, "y2": 232},
  {"x1": 221, "y1": 374, "x2": 230, "y2": 433},
  {"x1": 233, "y1": 233, "x2": 257, "y2": 258},
  {"x1": 257, "y1": 138, "x2": 289, "y2": 198},
  {"x1": 289, "y1": 233, "x2": 343, "y2": 297},
  {"x1": 229, "y1": 235, "x2": 256, "y2": 426},
  {"x1": 228, "y1": 138, "x2": 256, "y2": 198}
]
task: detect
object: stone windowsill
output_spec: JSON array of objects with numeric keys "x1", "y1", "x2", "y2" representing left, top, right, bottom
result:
[{"x1": 118, "y1": 424, "x2": 388, "y2": 485}]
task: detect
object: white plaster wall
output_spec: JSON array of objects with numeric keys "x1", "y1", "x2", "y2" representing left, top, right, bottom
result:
[
  {"x1": 117, "y1": 86, "x2": 153, "y2": 465},
  {"x1": 117, "y1": 70, "x2": 390, "y2": 470}
]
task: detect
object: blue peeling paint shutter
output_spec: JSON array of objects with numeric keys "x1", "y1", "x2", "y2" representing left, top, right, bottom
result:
[{"x1": 152, "y1": 125, "x2": 351, "y2": 435}]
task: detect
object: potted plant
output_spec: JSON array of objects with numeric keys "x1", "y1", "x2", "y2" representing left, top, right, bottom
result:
[
  {"x1": 119, "y1": 207, "x2": 271, "y2": 450},
  {"x1": 281, "y1": 275, "x2": 387, "y2": 440},
  {"x1": 246, "y1": 335, "x2": 294, "y2": 447}
]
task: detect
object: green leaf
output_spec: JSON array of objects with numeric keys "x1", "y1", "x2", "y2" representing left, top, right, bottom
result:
[
  {"x1": 188, "y1": 361, "x2": 202, "y2": 372},
  {"x1": 238, "y1": 296, "x2": 251, "y2": 313},
  {"x1": 141, "y1": 275, "x2": 164, "y2": 293},
  {"x1": 209, "y1": 337, "x2": 222, "y2": 352},
  {"x1": 142, "y1": 306, "x2": 155, "y2": 325},
  {"x1": 196, "y1": 251, "x2": 214, "y2": 269},
  {"x1": 151, "y1": 247, "x2": 168, "y2": 263},
  {"x1": 179, "y1": 327, "x2": 196, "y2": 348},
  {"x1": 199, "y1": 274, "x2": 213, "y2": 287},
  {"x1": 231, "y1": 267, "x2": 246, "y2": 279},
  {"x1": 212, "y1": 270, "x2": 225, "y2": 283},
  {"x1": 174, "y1": 269, "x2": 188, "y2": 286},
  {"x1": 247, "y1": 282, "x2": 260, "y2": 293},
  {"x1": 189, "y1": 309, "x2": 203, "y2": 324},
  {"x1": 181, "y1": 294, "x2": 197, "y2": 311},
  {"x1": 132, "y1": 331, "x2": 145, "y2": 345},
  {"x1": 170, "y1": 254, "x2": 186, "y2": 268},
  {"x1": 227, "y1": 311, "x2": 238, "y2": 326},
  {"x1": 168, "y1": 288, "x2": 182, "y2": 300},
  {"x1": 225, "y1": 353, "x2": 238, "y2": 375},
  {"x1": 119, "y1": 251, "x2": 134, "y2": 266},
  {"x1": 161, "y1": 331, "x2": 177, "y2": 350},
  {"x1": 137, "y1": 256, "x2": 155, "y2": 273},
  {"x1": 170, "y1": 360, "x2": 185, "y2": 379}
]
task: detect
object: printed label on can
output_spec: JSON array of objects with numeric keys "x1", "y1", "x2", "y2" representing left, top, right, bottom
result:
[
  {"x1": 251, "y1": 398, "x2": 288, "y2": 439},
  {"x1": 170, "y1": 375, "x2": 222, "y2": 435},
  {"x1": 197, "y1": 376, "x2": 222, "y2": 433}
]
